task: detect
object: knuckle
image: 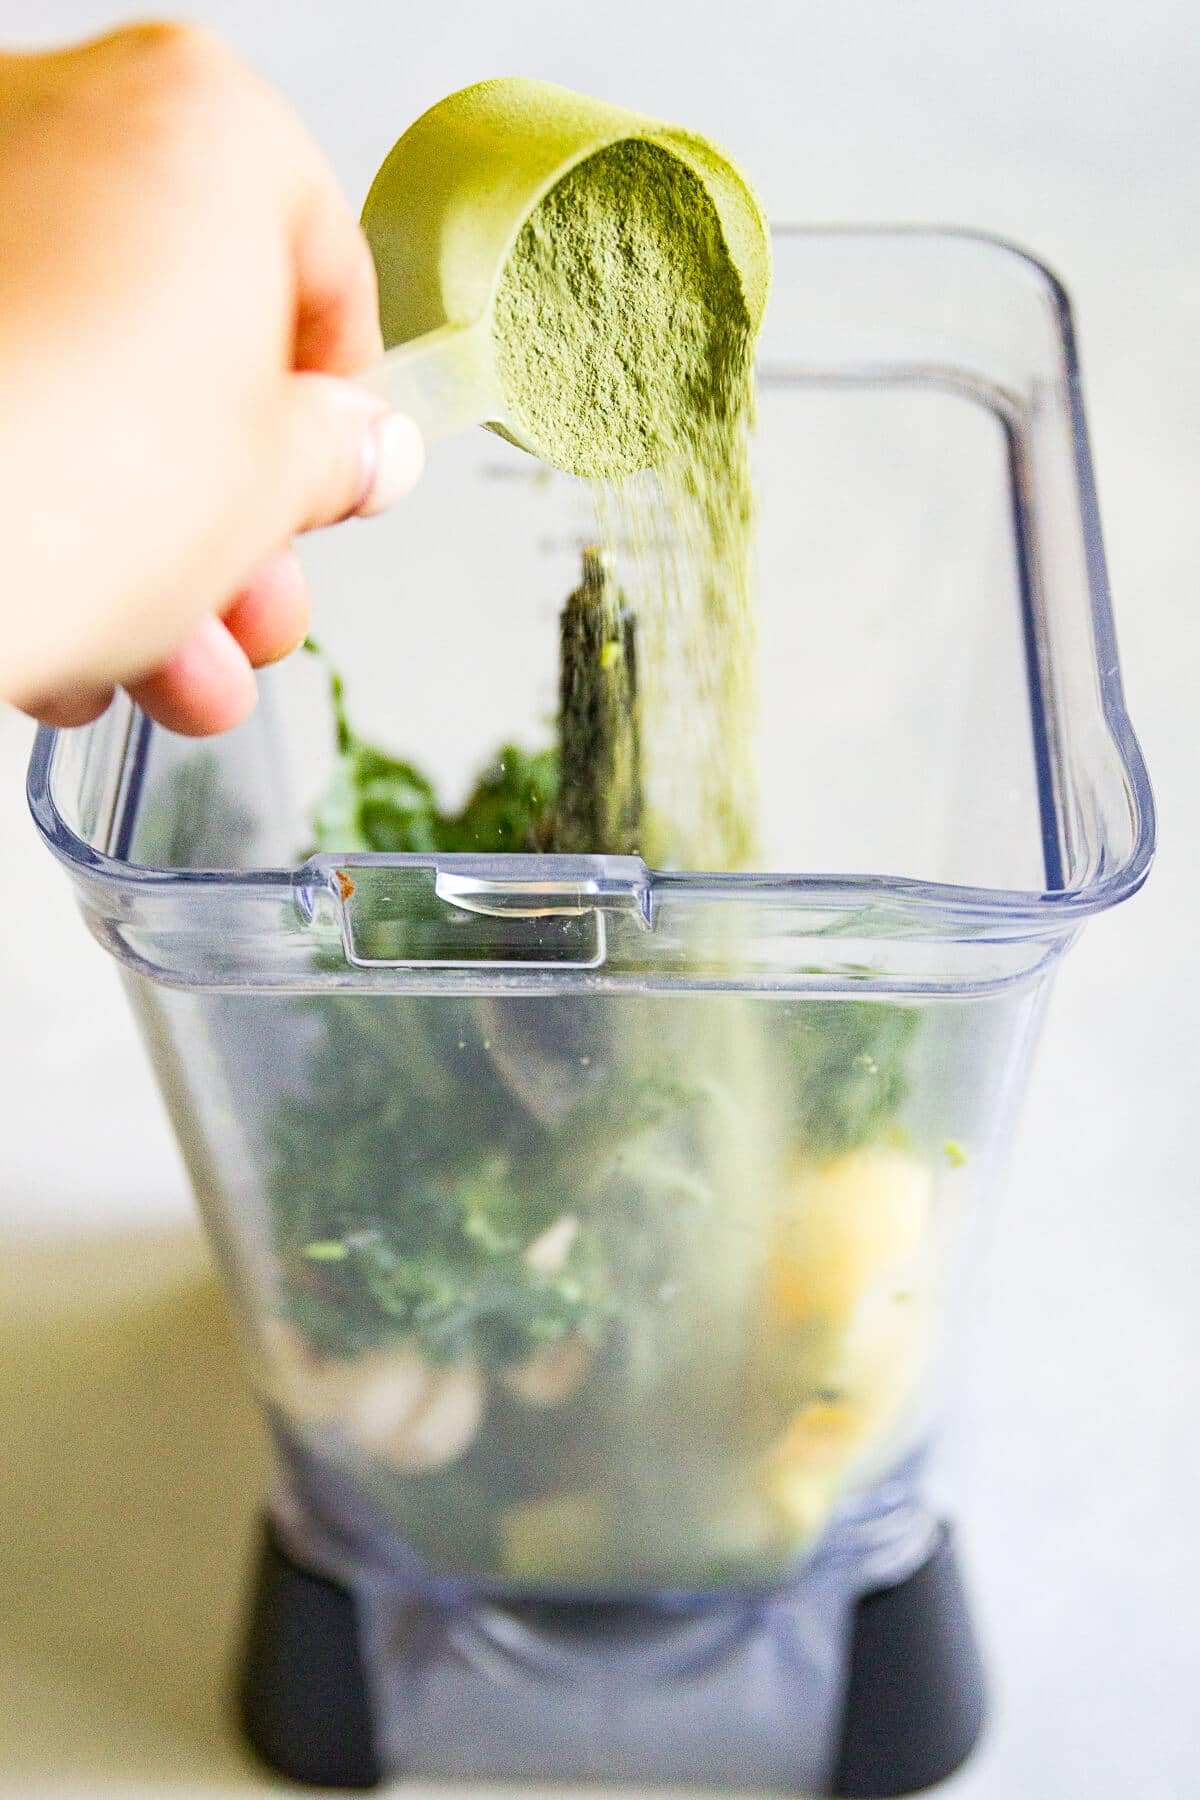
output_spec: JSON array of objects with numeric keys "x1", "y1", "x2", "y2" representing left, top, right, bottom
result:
[
  {"x1": 85, "y1": 22, "x2": 257, "y2": 185},
  {"x1": 105, "y1": 21, "x2": 234, "y2": 110},
  {"x1": 117, "y1": 19, "x2": 222, "y2": 68}
]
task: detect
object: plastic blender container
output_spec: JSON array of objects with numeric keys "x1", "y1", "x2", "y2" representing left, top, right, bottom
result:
[{"x1": 27, "y1": 230, "x2": 1154, "y2": 1798}]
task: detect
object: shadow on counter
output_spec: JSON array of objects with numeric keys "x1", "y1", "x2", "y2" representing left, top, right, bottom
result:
[{"x1": 0, "y1": 1224, "x2": 272, "y2": 1789}]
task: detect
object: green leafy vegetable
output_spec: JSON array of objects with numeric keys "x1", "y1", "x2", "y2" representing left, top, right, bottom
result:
[{"x1": 304, "y1": 641, "x2": 557, "y2": 857}]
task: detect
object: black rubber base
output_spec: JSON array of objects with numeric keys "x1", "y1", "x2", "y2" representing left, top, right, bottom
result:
[
  {"x1": 238, "y1": 1521, "x2": 985, "y2": 1795},
  {"x1": 238, "y1": 1522, "x2": 380, "y2": 1789},
  {"x1": 833, "y1": 1525, "x2": 986, "y2": 1797}
]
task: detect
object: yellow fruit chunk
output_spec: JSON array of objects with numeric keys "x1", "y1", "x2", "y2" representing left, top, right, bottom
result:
[
  {"x1": 766, "y1": 1146, "x2": 932, "y2": 1329},
  {"x1": 754, "y1": 1148, "x2": 938, "y2": 1521},
  {"x1": 835, "y1": 1283, "x2": 929, "y2": 1416},
  {"x1": 761, "y1": 1285, "x2": 933, "y2": 1502},
  {"x1": 770, "y1": 1398, "x2": 869, "y2": 1470},
  {"x1": 764, "y1": 1462, "x2": 841, "y2": 1541}
]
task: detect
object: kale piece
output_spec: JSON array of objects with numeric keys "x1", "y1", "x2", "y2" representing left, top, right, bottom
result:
[
  {"x1": 303, "y1": 641, "x2": 558, "y2": 857},
  {"x1": 780, "y1": 1000, "x2": 920, "y2": 1159},
  {"x1": 443, "y1": 744, "x2": 559, "y2": 852}
]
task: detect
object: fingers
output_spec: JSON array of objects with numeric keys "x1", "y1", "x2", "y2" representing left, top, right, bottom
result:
[
  {"x1": 126, "y1": 615, "x2": 257, "y2": 737},
  {"x1": 292, "y1": 188, "x2": 384, "y2": 377},
  {"x1": 132, "y1": 382, "x2": 423, "y2": 736},
  {"x1": 31, "y1": 550, "x2": 308, "y2": 738},
  {"x1": 124, "y1": 546, "x2": 310, "y2": 735},
  {"x1": 279, "y1": 373, "x2": 423, "y2": 533},
  {"x1": 19, "y1": 685, "x2": 115, "y2": 730},
  {"x1": 222, "y1": 545, "x2": 311, "y2": 666},
  {"x1": 277, "y1": 119, "x2": 423, "y2": 534},
  {"x1": 0, "y1": 23, "x2": 423, "y2": 737}
]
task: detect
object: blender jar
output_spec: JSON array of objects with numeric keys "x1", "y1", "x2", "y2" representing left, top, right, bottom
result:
[{"x1": 28, "y1": 231, "x2": 1153, "y2": 1795}]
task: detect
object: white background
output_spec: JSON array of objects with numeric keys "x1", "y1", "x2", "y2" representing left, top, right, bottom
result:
[{"x1": 0, "y1": 2, "x2": 1197, "y2": 1795}]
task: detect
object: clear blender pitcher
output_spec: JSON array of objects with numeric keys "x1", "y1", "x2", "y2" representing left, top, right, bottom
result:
[{"x1": 28, "y1": 230, "x2": 1153, "y2": 1798}]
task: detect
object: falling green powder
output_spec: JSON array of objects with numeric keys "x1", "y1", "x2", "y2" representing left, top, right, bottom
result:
[{"x1": 493, "y1": 138, "x2": 762, "y2": 870}]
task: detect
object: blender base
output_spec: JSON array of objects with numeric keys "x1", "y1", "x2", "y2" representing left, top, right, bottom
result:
[{"x1": 238, "y1": 1516, "x2": 985, "y2": 1797}]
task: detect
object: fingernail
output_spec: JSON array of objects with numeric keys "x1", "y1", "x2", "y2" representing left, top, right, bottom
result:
[{"x1": 356, "y1": 412, "x2": 424, "y2": 517}]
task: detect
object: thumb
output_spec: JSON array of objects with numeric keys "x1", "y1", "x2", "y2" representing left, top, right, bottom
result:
[{"x1": 277, "y1": 371, "x2": 424, "y2": 533}]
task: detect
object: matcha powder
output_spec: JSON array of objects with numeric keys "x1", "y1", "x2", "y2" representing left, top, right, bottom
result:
[{"x1": 493, "y1": 138, "x2": 761, "y2": 871}]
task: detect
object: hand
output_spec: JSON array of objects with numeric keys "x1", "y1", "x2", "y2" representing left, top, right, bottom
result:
[{"x1": 0, "y1": 23, "x2": 421, "y2": 735}]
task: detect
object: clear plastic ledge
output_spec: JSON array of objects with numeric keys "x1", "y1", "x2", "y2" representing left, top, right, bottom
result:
[{"x1": 299, "y1": 854, "x2": 653, "y2": 971}]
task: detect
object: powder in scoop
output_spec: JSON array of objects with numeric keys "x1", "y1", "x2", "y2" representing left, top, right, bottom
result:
[{"x1": 494, "y1": 138, "x2": 762, "y2": 870}]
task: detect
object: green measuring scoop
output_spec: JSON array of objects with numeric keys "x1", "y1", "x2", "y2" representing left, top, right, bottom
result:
[{"x1": 357, "y1": 77, "x2": 770, "y2": 477}]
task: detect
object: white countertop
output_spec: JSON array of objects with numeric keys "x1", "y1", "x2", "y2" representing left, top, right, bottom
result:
[{"x1": 1, "y1": 1, "x2": 1197, "y2": 1795}]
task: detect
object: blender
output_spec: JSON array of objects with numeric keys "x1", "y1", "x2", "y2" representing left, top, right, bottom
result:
[{"x1": 27, "y1": 227, "x2": 1154, "y2": 1796}]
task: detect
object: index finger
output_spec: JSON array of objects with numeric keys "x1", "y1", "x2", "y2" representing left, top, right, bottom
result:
[{"x1": 290, "y1": 165, "x2": 384, "y2": 376}]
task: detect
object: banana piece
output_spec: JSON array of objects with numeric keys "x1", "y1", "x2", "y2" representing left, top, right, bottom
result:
[
  {"x1": 501, "y1": 1331, "x2": 596, "y2": 1406},
  {"x1": 261, "y1": 1321, "x2": 483, "y2": 1470}
]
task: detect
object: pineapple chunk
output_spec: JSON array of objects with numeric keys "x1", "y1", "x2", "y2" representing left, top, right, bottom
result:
[
  {"x1": 755, "y1": 1147, "x2": 937, "y2": 1521},
  {"x1": 766, "y1": 1146, "x2": 932, "y2": 1329},
  {"x1": 769, "y1": 1398, "x2": 871, "y2": 1471},
  {"x1": 764, "y1": 1461, "x2": 842, "y2": 1542}
]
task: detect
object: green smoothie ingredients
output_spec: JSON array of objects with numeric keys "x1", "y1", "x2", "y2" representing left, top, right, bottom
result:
[
  {"x1": 256, "y1": 641, "x2": 932, "y2": 1587},
  {"x1": 252, "y1": 88, "x2": 938, "y2": 1590}
]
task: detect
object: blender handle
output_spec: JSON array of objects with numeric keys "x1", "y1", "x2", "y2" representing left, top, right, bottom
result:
[{"x1": 355, "y1": 318, "x2": 499, "y2": 445}]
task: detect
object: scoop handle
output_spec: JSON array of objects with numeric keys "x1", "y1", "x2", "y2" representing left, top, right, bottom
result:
[{"x1": 356, "y1": 318, "x2": 496, "y2": 443}]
